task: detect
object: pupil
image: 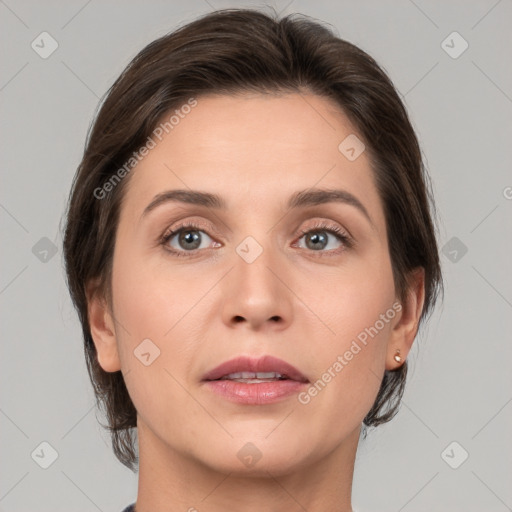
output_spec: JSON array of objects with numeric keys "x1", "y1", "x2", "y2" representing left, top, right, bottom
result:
[
  {"x1": 307, "y1": 231, "x2": 327, "y2": 250},
  {"x1": 180, "y1": 230, "x2": 201, "y2": 249}
]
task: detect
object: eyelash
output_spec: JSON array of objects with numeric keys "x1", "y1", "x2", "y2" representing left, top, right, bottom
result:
[{"x1": 160, "y1": 221, "x2": 353, "y2": 258}]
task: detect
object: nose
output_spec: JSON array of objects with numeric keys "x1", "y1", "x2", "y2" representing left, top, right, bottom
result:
[{"x1": 220, "y1": 240, "x2": 293, "y2": 332}]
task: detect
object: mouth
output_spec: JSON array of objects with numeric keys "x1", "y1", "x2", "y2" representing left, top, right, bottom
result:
[
  {"x1": 201, "y1": 355, "x2": 309, "y2": 405},
  {"x1": 202, "y1": 355, "x2": 309, "y2": 383},
  {"x1": 215, "y1": 371, "x2": 291, "y2": 383}
]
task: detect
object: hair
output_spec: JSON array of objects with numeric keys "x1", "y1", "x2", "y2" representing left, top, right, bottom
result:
[{"x1": 62, "y1": 7, "x2": 443, "y2": 471}]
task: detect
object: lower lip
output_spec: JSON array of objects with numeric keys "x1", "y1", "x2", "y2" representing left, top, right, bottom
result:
[{"x1": 203, "y1": 379, "x2": 308, "y2": 405}]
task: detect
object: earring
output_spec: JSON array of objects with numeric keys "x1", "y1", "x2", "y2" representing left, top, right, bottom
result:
[{"x1": 394, "y1": 349, "x2": 402, "y2": 363}]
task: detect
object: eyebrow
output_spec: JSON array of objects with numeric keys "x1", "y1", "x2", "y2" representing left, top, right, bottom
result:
[{"x1": 141, "y1": 188, "x2": 373, "y2": 225}]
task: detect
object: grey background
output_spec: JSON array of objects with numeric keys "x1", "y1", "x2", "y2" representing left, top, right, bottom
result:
[{"x1": 1, "y1": 0, "x2": 511, "y2": 511}]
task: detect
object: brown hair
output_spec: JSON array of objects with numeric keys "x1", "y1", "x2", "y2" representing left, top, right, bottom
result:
[{"x1": 62, "y1": 7, "x2": 442, "y2": 471}]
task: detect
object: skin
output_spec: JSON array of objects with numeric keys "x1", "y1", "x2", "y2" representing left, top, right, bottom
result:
[{"x1": 87, "y1": 92, "x2": 425, "y2": 512}]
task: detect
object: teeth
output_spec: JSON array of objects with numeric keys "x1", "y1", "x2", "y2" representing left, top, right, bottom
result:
[{"x1": 220, "y1": 371, "x2": 285, "y2": 380}]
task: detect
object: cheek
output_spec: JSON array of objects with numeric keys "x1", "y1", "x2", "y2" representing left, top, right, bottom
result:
[
  {"x1": 110, "y1": 249, "x2": 203, "y2": 434},
  {"x1": 297, "y1": 304, "x2": 394, "y2": 444},
  {"x1": 321, "y1": 283, "x2": 394, "y2": 393},
  {"x1": 111, "y1": 243, "x2": 201, "y2": 345},
  {"x1": 297, "y1": 252, "x2": 396, "y2": 415},
  {"x1": 110, "y1": 244, "x2": 208, "y2": 393},
  {"x1": 308, "y1": 250, "x2": 396, "y2": 344}
]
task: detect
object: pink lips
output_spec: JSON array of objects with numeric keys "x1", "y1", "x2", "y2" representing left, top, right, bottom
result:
[
  {"x1": 202, "y1": 355, "x2": 309, "y2": 383},
  {"x1": 201, "y1": 355, "x2": 309, "y2": 405}
]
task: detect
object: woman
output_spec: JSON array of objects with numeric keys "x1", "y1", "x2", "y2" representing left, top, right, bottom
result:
[{"x1": 63, "y1": 8, "x2": 442, "y2": 512}]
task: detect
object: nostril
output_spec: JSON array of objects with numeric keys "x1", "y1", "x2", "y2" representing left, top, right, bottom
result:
[{"x1": 233, "y1": 316, "x2": 244, "y2": 323}]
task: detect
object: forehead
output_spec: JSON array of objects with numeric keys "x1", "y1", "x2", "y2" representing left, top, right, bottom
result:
[{"x1": 121, "y1": 92, "x2": 384, "y2": 228}]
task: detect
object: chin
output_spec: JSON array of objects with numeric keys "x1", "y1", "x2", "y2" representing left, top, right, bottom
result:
[{"x1": 195, "y1": 437, "x2": 315, "y2": 477}]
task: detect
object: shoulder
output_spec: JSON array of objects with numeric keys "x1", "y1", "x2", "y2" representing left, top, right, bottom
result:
[{"x1": 121, "y1": 504, "x2": 135, "y2": 512}]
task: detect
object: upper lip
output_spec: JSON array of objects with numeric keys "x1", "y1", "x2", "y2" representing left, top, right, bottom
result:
[{"x1": 202, "y1": 355, "x2": 309, "y2": 383}]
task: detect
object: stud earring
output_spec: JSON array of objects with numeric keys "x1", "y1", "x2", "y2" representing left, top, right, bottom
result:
[{"x1": 394, "y1": 349, "x2": 402, "y2": 363}]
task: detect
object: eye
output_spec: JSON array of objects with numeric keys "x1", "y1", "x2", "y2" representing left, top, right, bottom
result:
[
  {"x1": 160, "y1": 220, "x2": 353, "y2": 259},
  {"x1": 161, "y1": 222, "x2": 219, "y2": 257},
  {"x1": 294, "y1": 222, "x2": 353, "y2": 254}
]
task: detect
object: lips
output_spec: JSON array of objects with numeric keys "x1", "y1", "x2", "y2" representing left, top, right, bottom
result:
[{"x1": 202, "y1": 355, "x2": 309, "y2": 383}]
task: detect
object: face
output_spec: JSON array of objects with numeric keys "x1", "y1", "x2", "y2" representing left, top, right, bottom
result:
[{"x1": 96, "y1": 92, "x2": 405, "y2": 475}]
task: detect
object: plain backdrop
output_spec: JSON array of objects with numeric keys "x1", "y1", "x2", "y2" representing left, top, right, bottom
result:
[{"x1": 1, "y1": 1, "x2": 511, "y2": 511}]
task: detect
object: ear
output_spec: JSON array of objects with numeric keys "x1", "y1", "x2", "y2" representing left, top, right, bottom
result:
[
  {"x1": 385, "y1": 268, "x2": 426, "y2": 371},
  {"x1": 86, "y1": 278, "x2": 121, "y2": 373}
]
